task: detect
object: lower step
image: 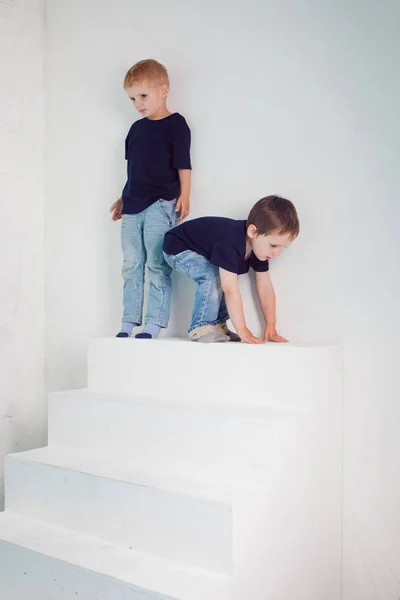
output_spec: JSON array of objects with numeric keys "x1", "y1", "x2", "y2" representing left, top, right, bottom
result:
[
  {"x1": 0, "y1": 513, "x2": 232, "y2": 600},
  {"x1": 5, "y1": 447, "x2": 233, "y2": 573}
]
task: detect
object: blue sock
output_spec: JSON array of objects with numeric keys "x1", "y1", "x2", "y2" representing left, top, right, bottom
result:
[
  {"x1": 116, "y1": 321, "x2": 137, "y2": 338},
  {"x1": 135, "y1": 324, "x2": 161, "y2": 339}
]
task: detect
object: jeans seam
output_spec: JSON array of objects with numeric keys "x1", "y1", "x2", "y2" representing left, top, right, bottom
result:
[
  {"x1": 198, "y1": 275, "x2": 212, "y2": 325},
  {"x1": 156, "y1": 271, "x2": 167, "y2": 327},
  {"x1": 145, "y1": 253, "x2": 172, "y2": 327}
]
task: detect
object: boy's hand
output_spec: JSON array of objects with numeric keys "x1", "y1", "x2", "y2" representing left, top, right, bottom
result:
[
  {"x1": 110, "y1": 198, "x2": 123, "y2": 221},
  {"x1": 237, "y1": 327, "x2": 264, "y2": 345},
  {"x1": 176, "y1": 196, "x2": 190, "y2": 221},
  {"x1": 264, "y1": 325, "x2": 288, "y2": 343}
]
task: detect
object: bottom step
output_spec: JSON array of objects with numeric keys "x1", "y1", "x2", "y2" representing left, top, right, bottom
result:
[{"x1": 0, "y1": 512, "x2": 232, "y2": 600}]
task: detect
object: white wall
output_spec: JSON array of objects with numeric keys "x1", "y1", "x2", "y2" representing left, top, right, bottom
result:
[
  {"x1": 45, "y1": 0, "x2": 400, "y2": 597},
  {"x1": 0, "y1": 0, "x2": 46, "y2": 510}
]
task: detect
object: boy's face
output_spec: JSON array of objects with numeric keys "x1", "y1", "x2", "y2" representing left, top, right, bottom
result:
[
  {"x1": 247, "y1": 227, "x2": 294, "y2": 262},
  {"x1": 125, "y1": 79, "x2": 168, "y2": 120}
]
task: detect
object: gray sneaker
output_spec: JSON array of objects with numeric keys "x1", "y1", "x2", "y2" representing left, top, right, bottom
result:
[
  {"x1": 225, "y1": 330, "x2": 241, "y2": 342},
  {"x1": 196, "y1": 332, "x2": 230, "y2": 343},
  {"x1": 216, "y1": 324, "x2": 242, "y2": 342}
]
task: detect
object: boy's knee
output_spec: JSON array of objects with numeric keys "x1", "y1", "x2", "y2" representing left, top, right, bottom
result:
[
  {"x1": 122, "y1": 257, "x2": 143, "y2": 276},
  {"x1": 147, "y1": 255, "x2": 171, "y2": 274}
]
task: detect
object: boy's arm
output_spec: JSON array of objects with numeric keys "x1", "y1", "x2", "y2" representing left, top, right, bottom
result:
[
  {"x1": 255, "y1": 271, "x2": 288, "y2": 342},
  {"x1": 219, "y1": 268, "x2": 263, "y2": 344},
  {"x1": 176, "y1": 169, "x2": 191, "y2": 221}
]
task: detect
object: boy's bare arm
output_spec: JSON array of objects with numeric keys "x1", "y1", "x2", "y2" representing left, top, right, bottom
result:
[
  {"x1": 176, "y1": 169, "x2": 191, "y2": 221},
  {"x1": 219, "y1": 268, "x2": 263, "y2": 344},
  {"x1": 255, "y1": 271, "x2": 288, "y2": 342}
]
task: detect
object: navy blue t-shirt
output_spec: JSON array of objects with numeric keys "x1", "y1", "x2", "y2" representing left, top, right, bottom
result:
[
  {"x1": 163, "y1": 217, "x2": 270, "y2": 275},
  {"x1": 122, "y1": 112, "x2": 191, "y2": 215}
]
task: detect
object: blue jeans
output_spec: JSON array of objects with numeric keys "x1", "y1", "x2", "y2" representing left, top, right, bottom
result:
[
  {"x1": 121, "y1": 199, "x2": 177, "y2": 327},
  {"x1": 163, "y1": 250, "x2": 229, "y2": 333}
]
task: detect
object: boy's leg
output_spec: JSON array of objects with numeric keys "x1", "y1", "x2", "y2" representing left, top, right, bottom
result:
[
  {"x1": 164, "y1": 250, "x2": 229, "y2": 342},
  {"x1": 118, "y1": 213, "x2": 145, "y2": 336},
  {"x1": 139, "y1": 199, "x2": 177, "y2": 338},
  {"x1": 218, "y1": 295, "x2": 229, "y2": 323},
  {"x1": 215, "y1": 295, "x2": 241, "y2": 342}
]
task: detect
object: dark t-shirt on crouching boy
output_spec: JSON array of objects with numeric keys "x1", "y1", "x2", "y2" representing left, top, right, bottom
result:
[
  {"x1": 163, "y1": 217, "x2": 269, "y2": 274},
  {"x1": 122, "y1": 112, "x2": 191, "y2": 215}
]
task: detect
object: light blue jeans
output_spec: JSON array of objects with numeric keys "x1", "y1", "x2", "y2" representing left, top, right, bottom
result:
[
  {"x1": 121, "y1": 199, "x2": 177, "y2": 327},
  {"x1": 163, "y1": 250, "x2": 229, "y2": 333}
]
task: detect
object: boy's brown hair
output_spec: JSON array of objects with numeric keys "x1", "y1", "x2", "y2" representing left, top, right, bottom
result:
[
  {"x1": 247, "y1": 195, "x2": 299, "y2": 239},
  {"x1": 124, "y1": 59, "x2": 169, "y2": 88}
]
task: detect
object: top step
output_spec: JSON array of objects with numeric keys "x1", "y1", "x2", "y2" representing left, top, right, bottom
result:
[{"x1": 88, "y1": 338, "x2": 341, "y2": 408}]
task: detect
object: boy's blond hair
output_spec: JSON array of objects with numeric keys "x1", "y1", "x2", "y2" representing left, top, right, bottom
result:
[{"x1": 124, "y1": 59, "x2": 169, "y2": 88}]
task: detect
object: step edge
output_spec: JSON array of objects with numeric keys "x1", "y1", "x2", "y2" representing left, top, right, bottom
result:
[
  {"x1": 5, "y1": 451, "x2": 234, "y2": 508},
  {"x1": 0, "y1": 512, "x2": 231, "y2": 600},
  {"x1": 48, "y1": 388, "x2": 309, "y2": 417}
]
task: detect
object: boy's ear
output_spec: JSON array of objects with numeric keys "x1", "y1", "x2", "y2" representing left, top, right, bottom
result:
[
  {"x1": 160, "y1": 83, "x2": 169, "y2": 98},
  {"x1": 247, "y1": 224, "x2": 258, "y2": 239}
]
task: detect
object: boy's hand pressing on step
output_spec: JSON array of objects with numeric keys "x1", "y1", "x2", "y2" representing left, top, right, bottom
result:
[
  {"x1": 110, "y1": 197, "x2": 123, "y2": 221},
  {"x1": 237, "y1": 327, "x2": 264, "y2": 345},
  {"x1": 219, "y1": 269, "x2": 263, "y2": 345},
  {"x1": 264, "y1": 325, "x2": 288, "y2": 343}
]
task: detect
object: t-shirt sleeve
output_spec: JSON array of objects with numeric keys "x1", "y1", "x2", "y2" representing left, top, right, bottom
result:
[
  {"x1": 124, "y1": 127, "x2": 132, "y2": 160},
  {"x1": 125, "y1": 134, "x2": 129, "y2": 160},
  {"x1": 124, "y1": 123, "x2": 136, "y2": 160},
  {"x1": 251, "y1": 256, "x2": 270, "y2": 272},
  {"x1": 209, "y1": 242, "x2": 241, "y2": 274},
  {"x1": 172, "y1": 117, "x2": 192, "y2": 170}
]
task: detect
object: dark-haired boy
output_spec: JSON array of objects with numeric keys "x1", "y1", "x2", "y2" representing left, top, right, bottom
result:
[{"x1": 163, "y1": 195, "x2": 299, "y2": 344}]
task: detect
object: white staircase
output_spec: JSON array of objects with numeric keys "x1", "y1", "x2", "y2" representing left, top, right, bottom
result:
[{"x1": 0, "y1": 339, "x2": 342, "y2": 600}]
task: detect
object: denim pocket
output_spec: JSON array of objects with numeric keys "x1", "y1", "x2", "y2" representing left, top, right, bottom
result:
[{"x1": 157, "y1": 198, "x2": 177, "y2": 227}]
